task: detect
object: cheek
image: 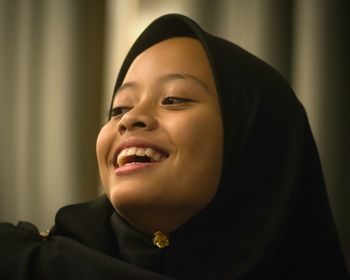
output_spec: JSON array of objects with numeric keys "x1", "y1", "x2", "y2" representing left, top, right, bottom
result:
[
  {"x1": 96, "y1": 123, "x2": 115, "y2": 179},
  {"x1": 165, "y1": 107, "x2": 223, "y2": 201},
  {"x1": 170, "y1": 108, "x2": 223, "y2": 157},
  {"x1": 96, "y1": 125, "x2": 109, "y2": 161}
]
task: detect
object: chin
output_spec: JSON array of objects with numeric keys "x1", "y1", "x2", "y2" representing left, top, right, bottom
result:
[{"x1": 109, "y1": 186, "x2": 160, "y2": 212}]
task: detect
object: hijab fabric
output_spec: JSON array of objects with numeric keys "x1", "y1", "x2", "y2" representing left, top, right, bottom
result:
[{"x1": 110, "y1": 14, "x2": 348, "y2": 279}]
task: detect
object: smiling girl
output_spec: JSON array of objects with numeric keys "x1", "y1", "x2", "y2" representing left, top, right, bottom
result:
[
  {"x1": 96, "y1": 37, "x2": 223, "y2": 235},
  {"x1": 0, "y1": 14, "x2": 348, "y2": 280}
]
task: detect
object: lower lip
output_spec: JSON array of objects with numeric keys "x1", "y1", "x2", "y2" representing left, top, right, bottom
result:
[{"x1": 114, "y1": 162, "x2": 159, "y2": 175}]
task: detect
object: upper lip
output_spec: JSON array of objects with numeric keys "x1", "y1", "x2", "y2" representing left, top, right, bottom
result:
[{"x1": 113, "y1": 138, "x2": 170, "y2": 167}]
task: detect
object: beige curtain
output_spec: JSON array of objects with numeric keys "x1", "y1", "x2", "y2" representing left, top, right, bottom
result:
[
  {"x1": 0, "y1": 0, "x2": 105, "y2": 228},
  {"x1": 1, "y1": 0, "x2": 348, "y2": 268}
]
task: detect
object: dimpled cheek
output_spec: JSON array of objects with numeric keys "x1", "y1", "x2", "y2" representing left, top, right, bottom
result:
[
  {"x1": 182, "y1": 114, "x2": 221, "y2": 156},
  {"x1": 184, "y1": 127, "x2": 207, "y2": 156}
]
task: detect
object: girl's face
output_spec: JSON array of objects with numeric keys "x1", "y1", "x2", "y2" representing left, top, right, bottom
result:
[{"x1": 96, "y1": 38, "x2": 223, "y2": 234}]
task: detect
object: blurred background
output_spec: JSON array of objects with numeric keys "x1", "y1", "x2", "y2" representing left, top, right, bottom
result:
[{"x1": 0, "y1": 0, "x2": 349, "y2": 269}]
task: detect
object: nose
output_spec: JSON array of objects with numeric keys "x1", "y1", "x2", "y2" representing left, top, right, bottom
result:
[{"x1": 117, "y1": 106, "x2": 158, "y2": 135}]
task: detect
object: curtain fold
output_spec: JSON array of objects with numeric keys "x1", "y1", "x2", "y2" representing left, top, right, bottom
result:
[{"x1": 0, "y1": 0, "x2": 105, "y2": 229}]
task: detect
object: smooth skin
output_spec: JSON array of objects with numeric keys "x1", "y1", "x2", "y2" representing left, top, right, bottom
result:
[{"x1": 96, "y1": 38, "x2": 223, "y2": 234}]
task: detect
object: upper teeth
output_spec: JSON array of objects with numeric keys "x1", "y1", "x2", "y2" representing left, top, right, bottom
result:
[{"x1": 116, "y1": 147, "x2": 165, "y2": 167}]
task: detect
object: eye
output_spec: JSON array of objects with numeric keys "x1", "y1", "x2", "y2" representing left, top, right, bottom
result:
[
  {"x1": 162, "y1": 96, "x2": 192, "y2": 105},
  {"x1": 110, "y1": 106, "x2": 130, "y2": 117}
]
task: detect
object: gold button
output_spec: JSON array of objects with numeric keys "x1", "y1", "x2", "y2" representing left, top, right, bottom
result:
[
  {"x1": 152, "y1": 231, "x2": 169, "y2": 248},
  {"x1": 40, "y1": 229, "x2": 50, "y2": 240}
]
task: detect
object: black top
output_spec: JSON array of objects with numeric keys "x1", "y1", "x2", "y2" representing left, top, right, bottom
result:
[{"x1": 1, "y1": 14, "x2": 348, "y2": 280}]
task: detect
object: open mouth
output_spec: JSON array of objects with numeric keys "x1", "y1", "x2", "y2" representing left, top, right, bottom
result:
[{"x1": 114, "y1": 147, "x2": 168, "y2": 168}]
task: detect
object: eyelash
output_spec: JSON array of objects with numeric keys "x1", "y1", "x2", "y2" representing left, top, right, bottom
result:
[
  {"x1": 111, "y1": 97, "x2": 192, "y2": 117},
  {"x1": 110, "y1": 107, "x2": 130, "y2": 117},
  {"x1": 161, "y1": 96, "x2": 192, "y2": 105}
]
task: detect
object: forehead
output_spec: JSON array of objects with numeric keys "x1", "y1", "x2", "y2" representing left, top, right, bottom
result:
[
  {"x1": 114, "y1": 37, "x2": 216, "y2": 98},
  {"x1": 124, "y1": 38, "x2": 212, "y2": 82}
]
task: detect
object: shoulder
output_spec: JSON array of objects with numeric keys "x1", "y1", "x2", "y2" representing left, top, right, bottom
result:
[
  {"x1": 50, "y1": 195, "x2": 117, "y2": 255},
  {"x1": 54, "y1": 194, "x2": 114, "y2": 229}
]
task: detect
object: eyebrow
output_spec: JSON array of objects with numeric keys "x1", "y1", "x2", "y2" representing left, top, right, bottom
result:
[
  {"x1": 117, "y1": 81, "x2": 137, "y2": 93},
  {"x1": 116, "y1": 73, "x2": 209, "y2": 93},
  {"x1": 161, "y1": 73, "x2": 209, "y2": 92}
]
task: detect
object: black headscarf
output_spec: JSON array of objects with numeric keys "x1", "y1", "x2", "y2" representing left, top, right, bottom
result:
[{"x1": 110, "y1": 14, "x2": 348, "y2": 279}]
